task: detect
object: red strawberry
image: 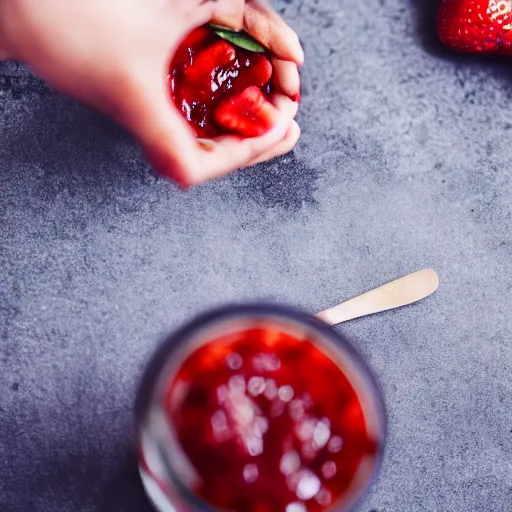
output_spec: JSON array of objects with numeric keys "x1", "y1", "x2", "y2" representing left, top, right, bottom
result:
[
  {"x1": 173, "y1": 27, "x2": 211, "y2": 67},
  {"x1": 213, "y1": 86, "x2": 279, "y2": 137},
  {"x1": 237, "y1": 53, "x2": 273, "y2": 89},
  {"x1": 181, "y1": 27, "x2": 211, "y2": 51},
  {"x1": 437, "y1": 0, "x2": 512, "y2": 55},
  {"x1": 184, "y1": 40, "x2": 237, "y2": 92},
  {"x1": 169, "y1": 26, "x2": 277, "y2": 137}
]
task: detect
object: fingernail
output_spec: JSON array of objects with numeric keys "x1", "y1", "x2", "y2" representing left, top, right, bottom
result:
[{"x1": 290, "y1": 93, "x2": 301, "y2": 103}]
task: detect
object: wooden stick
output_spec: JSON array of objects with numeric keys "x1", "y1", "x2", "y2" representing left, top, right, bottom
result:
[{"x1": 315, "y1": 269, "x2": 439, "y2": 326}]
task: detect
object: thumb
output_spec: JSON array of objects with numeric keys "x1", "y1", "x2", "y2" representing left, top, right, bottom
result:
[
  {"x1": 118, "y1": 71, "x2": 201, "y2": 183},
  {"x1": 166, "y1": 0, "x2": 218, "y2": 41}
]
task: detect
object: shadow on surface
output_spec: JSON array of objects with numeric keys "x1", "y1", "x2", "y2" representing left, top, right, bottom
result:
[
  {"x1": 101, "y1": 450, "x2": 154, "y2": 512},
  {"x1": 226, "y1": 152, "x2": 321, "y2": 212},
  {"x1": 407, "y1": 0, "x2": 445, "y2": 56},
  {"x1": 0, "y1": 410, "x2": 153, "y2": 512},
  {"x1": 0, "y1": 72, "x2": 154, "y2": 199}
]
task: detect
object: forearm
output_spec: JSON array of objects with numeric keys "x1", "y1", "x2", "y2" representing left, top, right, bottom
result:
[{"x1": 0, "y1": 0, "x2": 14, "y2": 59}]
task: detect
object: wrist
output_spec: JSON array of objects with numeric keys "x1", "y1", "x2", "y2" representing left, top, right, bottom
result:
[{"x1": 0, "y1": 0, "x2": 16, "y2": 60}]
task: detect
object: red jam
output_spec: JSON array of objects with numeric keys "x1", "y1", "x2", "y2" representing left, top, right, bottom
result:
[
  {"x1": 169, "y1": 27, "x2": 274, "y2": 138},
  {"x1": 165, "y1": 328, "x2": 379, "y2": 512}
]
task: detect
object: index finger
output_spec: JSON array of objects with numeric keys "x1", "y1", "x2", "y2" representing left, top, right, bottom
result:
[
  {"x1": 244, "y1": 0, "x2": 304, "y2": 65},
  {"x1": 210, "y1": 0, "x2": 246, "y2": 31}
]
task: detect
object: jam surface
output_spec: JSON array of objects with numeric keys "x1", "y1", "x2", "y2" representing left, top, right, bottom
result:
[
  {"x1": 165, "y1": 328, "x2": 379, "y2": 512},
  {"x1": 169, "y1": 28, "x2": 273, "y2": 138}
]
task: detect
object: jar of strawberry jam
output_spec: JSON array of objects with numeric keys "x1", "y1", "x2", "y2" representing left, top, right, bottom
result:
[{"x1": 135, "y1": 304, "x2": 386, "y2": 512}]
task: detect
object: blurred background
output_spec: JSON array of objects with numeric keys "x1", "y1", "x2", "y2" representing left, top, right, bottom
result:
[{"x1": 1, "y1": 1, "x2": 512, "y2": 510}]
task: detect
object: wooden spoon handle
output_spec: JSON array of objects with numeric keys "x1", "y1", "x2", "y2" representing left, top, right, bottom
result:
[{"x1": 315, "y1": 269, "x2": 439, "y2": 326}]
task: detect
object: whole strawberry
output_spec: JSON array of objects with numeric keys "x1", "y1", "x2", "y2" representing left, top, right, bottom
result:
[{"x1": 438, "y1": 0, "x2": 512, "y2": 54}]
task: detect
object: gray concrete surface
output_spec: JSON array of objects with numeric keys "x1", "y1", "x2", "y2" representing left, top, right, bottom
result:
[{"x1": 1, "y1": 0, "x2": 512, "y2": 510}]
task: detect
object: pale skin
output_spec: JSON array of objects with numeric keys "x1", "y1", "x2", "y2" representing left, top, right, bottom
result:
[{"x1": 0, "y1": 0, "x2": 303, "y2": 186}]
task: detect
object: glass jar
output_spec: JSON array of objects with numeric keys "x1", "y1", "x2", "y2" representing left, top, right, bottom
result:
[{"x1": 135, "y1": 304, "x2": 386, "y2": 512}]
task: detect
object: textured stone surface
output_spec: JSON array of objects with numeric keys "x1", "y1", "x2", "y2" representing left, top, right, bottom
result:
[{"x1": 1, "y1": 1, "x2": 512, "y2": 511}]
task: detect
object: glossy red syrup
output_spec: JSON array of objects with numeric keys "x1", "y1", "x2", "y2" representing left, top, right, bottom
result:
[
  {"x1": 169, "y1": 27, "x2": 273, "y2": 138},
  {"x1": 165, "y1": 328, "x2": 379, "y2": 512}
]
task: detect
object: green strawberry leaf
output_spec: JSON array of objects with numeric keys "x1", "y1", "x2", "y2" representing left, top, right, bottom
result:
[{"x1": 208, "y1": 24, "x2": 266, "y2": 53}]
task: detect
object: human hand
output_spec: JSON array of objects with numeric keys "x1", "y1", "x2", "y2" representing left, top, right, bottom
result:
[{"x1": 0, "y1": 0, "x2": 303, "y2": 185}]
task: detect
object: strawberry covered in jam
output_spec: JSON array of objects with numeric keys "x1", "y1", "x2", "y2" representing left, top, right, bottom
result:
[
  {"x1": 169, "y1": 26, "x2": 278, "y2": 138},
  {"x1": 165, "y1": 328, "x2": 380, "y2": 512}
]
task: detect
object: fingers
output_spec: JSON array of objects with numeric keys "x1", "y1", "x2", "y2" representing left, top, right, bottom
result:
[
  {"x1": 271, "y1": 57, "x2": 300, "y2": 102},
  {"x1": 123, "y1": 76, "x2": 204, "y2": 184},
  {"x1": 137, "y1": 88, "x2": 297, "y2": 185},
  {"x1": 131, "y1": 0, "x2": 303, "y2": 185},
  {"x1": 210, "y1": 0, "x2": 246, "y2": 31},
  {"x1": 166, "y1": 0, "x2": 217, "y2": 39},
  {"x1": 244, "y1": 0, "x2": 304, "y2": 65},
  {"x1": 238, "y1": 10, "x2": 302, "y2": 168},
  {"x1": 184, "y1": 115, "x2": 290, "y2": 184},
  {"x1": 247, "y1": 120, "x2": 301, "y2": 166},
  {"x1": 239, "y1": 88, "x2": 301, "y2": 168},
  {"x1": 270, "y1": 91, "x2": 299, "y2": 120},
  {"x1": 196, "y1": 91, "x2": 300, "y2": 176},
  {"x1": 126, "y1": 70, "x2": 293, "y2": 185}
]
